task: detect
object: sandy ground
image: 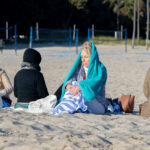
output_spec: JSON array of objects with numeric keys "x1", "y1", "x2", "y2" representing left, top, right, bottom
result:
[{"x1": 0, "y1": 43, "x2": 150, "y2": 150}]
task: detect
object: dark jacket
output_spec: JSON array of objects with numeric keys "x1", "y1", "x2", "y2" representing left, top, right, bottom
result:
[{"x1": 14, "y1": 68, "x2": 49, "y2": 103}]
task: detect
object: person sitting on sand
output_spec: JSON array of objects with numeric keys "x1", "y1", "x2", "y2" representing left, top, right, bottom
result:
[
  {"x1": 139, "y1": 68, "x2": 150, "y2": 117},
  {"x1": 53, "y1": 41, "x2": 107, "y2": 114},
  {"x1": 14, "y1": 48, "x2": 49, "y2": 108},
  {"x1": 0, "y1": 68, "x2": 13, "y2": 108}
]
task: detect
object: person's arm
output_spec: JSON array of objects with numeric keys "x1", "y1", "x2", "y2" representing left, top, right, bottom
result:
[
  {"x1": 37, "y1": 72, "x2": 49, "y2": 98},
  {"x1": 0, "y1": 71, "x2": 13, "y2": 97},
  {"x1": 14, "y1": 75, "x2": 18, "y2": 98},
  {"x1": 144, "y1": 69, "x2": 150, "y2": 99},
  {"x1": 65, "y1": 66, "x2": 81, "y2": 89}
]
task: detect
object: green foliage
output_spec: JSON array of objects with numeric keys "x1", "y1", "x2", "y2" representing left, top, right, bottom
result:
[
  {"x1": 103, "y1": 0, "x2": 145, "y2": 20},
  {"x1": 0, "y1": 0, "x2": 147, "y2": 38},
  {"x1": 91, "y1": 35, "x2": 146, "y2": 46},
  {"x1": 68, "y1": 0, "x2": 88, "y2": 9}
]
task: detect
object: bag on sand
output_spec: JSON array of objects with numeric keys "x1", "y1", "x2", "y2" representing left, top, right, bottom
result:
[
  {"x1": 139, "y1": 101, "x2": 150, "y2": 117},
  {"x1": 118, "y1": 95, "x2": 135, "y2": 113},
  {"x1": 27, "y1": 95, "x2": 57, "y2": 113}
]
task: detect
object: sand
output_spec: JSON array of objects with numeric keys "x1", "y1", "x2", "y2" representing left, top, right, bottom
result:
[{"x1": 0, "y1": 43, "x2": 150, "y2": 150}]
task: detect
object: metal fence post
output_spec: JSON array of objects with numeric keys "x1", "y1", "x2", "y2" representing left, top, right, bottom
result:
[
  {"x1": 29, "y1": 26, "x2": 33, "y2": 48},
  {"x1": 124, "y1": 28, "x2": 127, "y2": 52}
]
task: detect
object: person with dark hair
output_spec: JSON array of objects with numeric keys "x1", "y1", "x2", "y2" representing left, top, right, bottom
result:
[
  {"x1": 14, "y1": 48, "x2": 49, "y2": 108},
  {"x1": 0, "y1": 68, "x2": 13, "y2": 108}
]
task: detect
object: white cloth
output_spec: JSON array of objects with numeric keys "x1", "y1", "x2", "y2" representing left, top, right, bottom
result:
[
  {"x1": 27, "y1": 95, "x2": 57, "y2": 114},
  {"x1": 0, "y1": 90, "x2": 5, "y2": 97}
]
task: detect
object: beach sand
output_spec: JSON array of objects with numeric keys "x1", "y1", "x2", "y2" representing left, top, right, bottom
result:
[{"x1": 0, "y1": 44, "x2": 150, "y2": 150}]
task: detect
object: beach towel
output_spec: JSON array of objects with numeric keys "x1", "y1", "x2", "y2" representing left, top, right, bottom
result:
[
  {"x1": 53, "y1": 81, "x2": 88, "y2": 115},
  {"x1": 59, "y1": 42, "x2": 107, "y2": 103}
]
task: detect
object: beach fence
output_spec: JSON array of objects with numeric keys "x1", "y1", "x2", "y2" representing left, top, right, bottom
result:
[
  {"x1": 0, "y1": 22, "x2": 17, "y2": 54},
  {"x1": 29, "y1": 23, "x2": 79, "y2": 54},
  {"x1": 88, "y1": 25, "x2": 127, "y2": 52}
]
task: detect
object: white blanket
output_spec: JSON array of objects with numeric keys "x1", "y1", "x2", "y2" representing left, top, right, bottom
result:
[{"x1": 27, "y1": 95, "x2": 57, "y2": 113}]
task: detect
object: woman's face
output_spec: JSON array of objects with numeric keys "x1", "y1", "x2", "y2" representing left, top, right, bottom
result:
[{"x1": 81, "y1": 50, "x2": 90, "y2": 68}]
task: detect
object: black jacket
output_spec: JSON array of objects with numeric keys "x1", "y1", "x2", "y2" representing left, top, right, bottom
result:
[{"x1": 14, "y1": 69, "x2": 49, "y2": 103}]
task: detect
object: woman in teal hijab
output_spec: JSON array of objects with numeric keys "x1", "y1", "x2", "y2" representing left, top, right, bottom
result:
[{"x1": 57, "y1": 41, "x2": 107, "y2": 114}]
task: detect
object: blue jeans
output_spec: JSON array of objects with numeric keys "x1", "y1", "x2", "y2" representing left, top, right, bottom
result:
[{"x1": 2, "y1": 97, "x2": 12, "y2": 108}]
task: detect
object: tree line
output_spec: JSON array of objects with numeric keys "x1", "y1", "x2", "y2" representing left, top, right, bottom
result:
[{"x1": 0, "y1": 0, "x2": 149, "y2": 38}]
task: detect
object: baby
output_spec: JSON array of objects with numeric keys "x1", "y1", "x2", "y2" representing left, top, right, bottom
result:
[{"x1": 52, "y1": 81, "x2": 88, "y2": 115}]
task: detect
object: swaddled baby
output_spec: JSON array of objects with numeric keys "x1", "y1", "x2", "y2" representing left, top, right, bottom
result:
[{"x1": 52, "y1": 81, "x2": 88, "y2": 115}]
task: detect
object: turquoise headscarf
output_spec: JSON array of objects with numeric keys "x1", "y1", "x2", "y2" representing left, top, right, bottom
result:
[{"x1": 59, "y1": 42, "x2": 107, "y2": 102}]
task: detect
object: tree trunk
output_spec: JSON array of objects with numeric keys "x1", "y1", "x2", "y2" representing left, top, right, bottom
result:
[
  {"x1": 132, "y1": 0, "x2": 136, "y2": 48},
  {"x1": 117, "y1": 0, "x2": 120, "y2": 30},
  {"x1": 146, "y1": 0, "x2": 150, "y2": 50},
  {"x1": 137, "y1": 0, "x2": 140, "y2": 40}
]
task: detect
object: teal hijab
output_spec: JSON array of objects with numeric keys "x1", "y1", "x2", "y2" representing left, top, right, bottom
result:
[{"x1": 59, "y1": 42, "x2": 107, "y2": 102}]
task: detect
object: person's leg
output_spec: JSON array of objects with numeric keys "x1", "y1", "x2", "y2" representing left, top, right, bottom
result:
[{"x1": 86, "y1": 99, "x2": 105, "y2": 114}]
